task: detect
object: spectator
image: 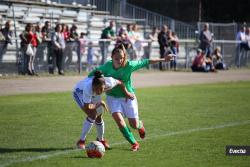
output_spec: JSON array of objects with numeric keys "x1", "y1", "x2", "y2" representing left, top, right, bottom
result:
[
  {"x1": 20, "y1": 23, "x2": 38, "y2": 75},
  {"x1": 158, "y1": 25, "x2": 169, "y2": 70},
  {"x1": 0, "y1": 20, "x2": 13, "y2": 62},
  {"x1": 242, "y1": 27, "x2": 250, "y2": 66},
  {"x1": 191, "y1": 49, "x2": 208, "y2": 72},
  {"x1": 51, "y1": 24, "x2": 66, "y2": 75},
  {"x1": 116, "y1": 27, "x2": 132, "y2": 50},
  {"x1": 169, "y1": 31, "x2": 179, "y2": 71},
  {"x1": 34, "y1": 23, "x2": 42, "y2": 44},
  {"x1": 32, "y1": 23, "x2": 43, "y2": 75},
  {"x1": 148, "y1": 26, "x2": 159, "y2": 41},
  {"x1": 126, "y1": 24, "x2": 135, "y2": 60},
  {"x1": 125, "y1": 24, "x2": 142, "y2": 60},
  {"x1": 79, "y1": 32, "x2": 87, "y2": 56},
  {"x1": 245, "y1": 27, "x2": 250, "y2": 50},
  {"x1": 144, "y1": 26, "x2": 158, "y2": 60},
  {"x1": 61, "y1": 23, "x2": 70, "y2": 41},
  {"x1": 205, "y1": 55, "x2": 216, "y2": 72},
  {"x1": 131, "y1": 24, "x2": 143, "y2": 60},
  {"x1": 235, "y1": 26, "x2": 246, "y2": 67},
  {"x1": 199, "y1": 23, "x2": 213, "y2": 58},
  {"x1": 69, "y1": 24, "x2": 79, "y2": 41},
  {"x1": 212, "y1": 46, "x2": 228, "y2": 70},
  {"x1": 78, "y1": 32, "x2": 88, "y2": 71},
  {"x1": 86, "y1": 41, "x2": 94, "y2": 72},
  {"x1": 41, "y1": 21, "x2": 51, "y2": 41},
  {"x1": 99, "y1": 20, "x2": 116, "y2": 65}
]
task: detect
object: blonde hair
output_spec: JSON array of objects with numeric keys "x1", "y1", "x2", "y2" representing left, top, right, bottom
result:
[
  {"x1": 111, "y1": 44, "x2": 128, "y2": 67},
  {"x1": 215, "y1": 46, "x2": 221, "y2": 52}
]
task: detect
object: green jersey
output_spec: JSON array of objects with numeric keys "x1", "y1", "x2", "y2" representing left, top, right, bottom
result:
[
  {"x1": 101, "y1": 27, "x2": 115, "y2": 39},
  {"x1": 89, "y1": 59, "x2": 149, "y2": 97}
]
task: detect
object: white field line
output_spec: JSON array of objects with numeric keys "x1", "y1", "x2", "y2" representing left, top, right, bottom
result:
[{"x1": 0, "y1": 120, "x2": 249, "y2": 167}]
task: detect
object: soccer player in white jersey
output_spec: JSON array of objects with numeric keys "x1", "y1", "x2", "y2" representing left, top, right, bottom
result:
[{"x1": 73, "y1": 70, "x2": 134, "y2": 150}]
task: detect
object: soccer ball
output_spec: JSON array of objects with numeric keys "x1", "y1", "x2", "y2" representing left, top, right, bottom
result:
[{"x1": 85, "y1": 141, "x2": 105, "y2": 158}]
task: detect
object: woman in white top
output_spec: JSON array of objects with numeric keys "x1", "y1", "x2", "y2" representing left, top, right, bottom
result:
[{"x1": 73, "y1": 70, "x2": 133, "y2": 150}]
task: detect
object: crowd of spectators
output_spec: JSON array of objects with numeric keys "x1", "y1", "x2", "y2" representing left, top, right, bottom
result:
[
  {"x1": 1, "y1": 20, "x2": 249, "y2": 75},
  {"x1": 155, "y1": 25, "x2": 180, "y2": 71},
  {"x1": 191, "y1": 23, "x2": 229, "y2": 73},
  {"x1": 19, "y1": 21, "x2": 83, "y2": 75}
]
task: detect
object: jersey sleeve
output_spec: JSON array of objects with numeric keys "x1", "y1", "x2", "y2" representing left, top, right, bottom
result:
[
  {"x1": 104, "y1": 77, "x2": 119, "y2": 91},
  {"x1": 130, "y1": 59, "x2": 150, "y2": 72}
]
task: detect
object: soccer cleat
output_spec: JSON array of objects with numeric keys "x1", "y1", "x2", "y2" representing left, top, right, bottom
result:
[
  {"x1": 131, "y1": 142, "x2": 140, "y2": 152},
  {"x1": 138, "y1": 121, "x2": 146, "y2": 139},
  {"x1": 97, "y1": 138, "x2": 111, "y2": 150},
  {"x1": 76, "y1": 139, "x2": 86, "y2": 149}
]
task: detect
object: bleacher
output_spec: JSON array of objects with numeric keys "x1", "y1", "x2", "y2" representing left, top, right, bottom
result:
[
  {"x1": 0, "y1": 0, "x2": 198, "y2": 73},
  {"x1": 0, "y1": 0, "x2": 107, "y2": 64}
]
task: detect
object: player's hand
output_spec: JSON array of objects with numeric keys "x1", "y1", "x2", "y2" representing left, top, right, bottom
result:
[
  {"x1": 125, "y1": 92, "x2": 135, "y2": 102},
  {"x1": 165, "y1": 54, "x2": 174, "y2": 62}
]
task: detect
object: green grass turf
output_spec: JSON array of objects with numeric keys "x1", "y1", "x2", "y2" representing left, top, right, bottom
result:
[{"x1": 0, "y1": 81, "x2": 249, "y2": 167}]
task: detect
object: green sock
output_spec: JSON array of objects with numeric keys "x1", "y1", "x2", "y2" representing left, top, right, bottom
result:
[{"x1": 119, "y1": 126, "x2": 137, "y2": 145}]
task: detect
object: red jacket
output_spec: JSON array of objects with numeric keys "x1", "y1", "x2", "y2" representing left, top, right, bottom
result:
[{"x1": 26, "y1": 31, "x2": 38, "y2": 47}]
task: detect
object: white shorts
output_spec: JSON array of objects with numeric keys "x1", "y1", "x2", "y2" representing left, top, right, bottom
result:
[{"x1": 106, "y1": 95, "x2": 138, "y2": 118}]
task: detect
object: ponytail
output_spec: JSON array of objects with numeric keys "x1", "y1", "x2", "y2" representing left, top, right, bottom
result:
[{"x1": 94, "y1": 70, "x2": 104, "y2": 78}]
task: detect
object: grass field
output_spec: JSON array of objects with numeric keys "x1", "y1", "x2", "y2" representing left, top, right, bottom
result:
[{"x1": 0, "y1": 81, "x2": 250, "y2": 167}]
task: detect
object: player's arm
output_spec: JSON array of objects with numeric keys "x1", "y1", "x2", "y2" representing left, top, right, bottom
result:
[
  {"x1": 130, "y1": 53, "x2": 174, "y2": 72},
  {"x1": 149, "y1": 53, "x2": 174, "y2": 64},
  {"x1": 116, "y1": 80, "x2": 135, "y2": 100},
  {"x1": 82, "y1": 102, "x2": 105, "y2": 119},
  {"x1": 81, "y1": 93, "x2": 102, "y2": 114},
  {"x1": 105, "y1": 77, "x2": 134, "y2": 100}
]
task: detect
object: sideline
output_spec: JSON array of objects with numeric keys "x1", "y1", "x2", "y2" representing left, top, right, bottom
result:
[
  {"x1": 1, "y1": 120, "x2": 249, "y2": 167},
  {"x1": 1, "y1": 70, "x2": 250, "y2": 96}
]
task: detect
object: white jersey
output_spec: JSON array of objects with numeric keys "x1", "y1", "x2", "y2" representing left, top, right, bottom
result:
[{"x1": 73, "y1": 77, "x2": 119, "y2": 104}]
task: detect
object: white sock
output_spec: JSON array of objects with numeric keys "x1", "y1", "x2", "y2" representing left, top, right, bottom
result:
[
  {"x1": 95, "y1": 121, "x2": 104, "y2": 141},
  {"x1": 80, "y1": 117, "x2": 94, "y2": 141}
]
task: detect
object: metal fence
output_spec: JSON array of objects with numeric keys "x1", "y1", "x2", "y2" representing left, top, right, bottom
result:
[
  {"x1": 59, "y1": 0, "x2": 197, "y2": 39},
  {"x1": 1, "y1": 39, "x2": 249, "y2": 75},
  {"x1": 197, "y1": 22, "x2": 238, "y2": 40}
]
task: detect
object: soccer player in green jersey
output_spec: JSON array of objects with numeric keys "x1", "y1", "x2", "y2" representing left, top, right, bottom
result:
[{"x1": 89, "y1": 44, "x2": 173, "y2": 151}]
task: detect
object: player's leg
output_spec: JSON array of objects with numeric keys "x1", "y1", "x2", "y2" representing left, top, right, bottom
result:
[
  {"x1": 112, "y1": 112, "x2": 139, "y2": 151},
  {"x1": 77, "y1": 117, "x2": 95, "y2": 149},
  {"x1": 92, "y1": 96, "x2": 111, "y2": 149},
  {"x1": 124, "y1": 96, "x2": 146, "y2": 140},
  {"x1": 73, "y1": 90, "x2": 96, "y2": 149},
  {"x1": 107, "y1": 95, "x2": 139, "y2": 151}
]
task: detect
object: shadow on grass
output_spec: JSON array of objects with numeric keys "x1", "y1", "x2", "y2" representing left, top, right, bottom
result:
[{"x1": 0, "y1": 147, "x2": 74, "y2": 153}]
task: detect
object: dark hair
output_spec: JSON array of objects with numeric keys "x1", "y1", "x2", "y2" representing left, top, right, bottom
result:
[
  {"x1": 92, "y1": 70, "x2": 105, "y2": 87},
  {"x1": 55, "y1": 23, "x2": 61, "y2": 32},
  {"x1": 25, "y1": 23, "x2": 33, "y2": 31}
]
